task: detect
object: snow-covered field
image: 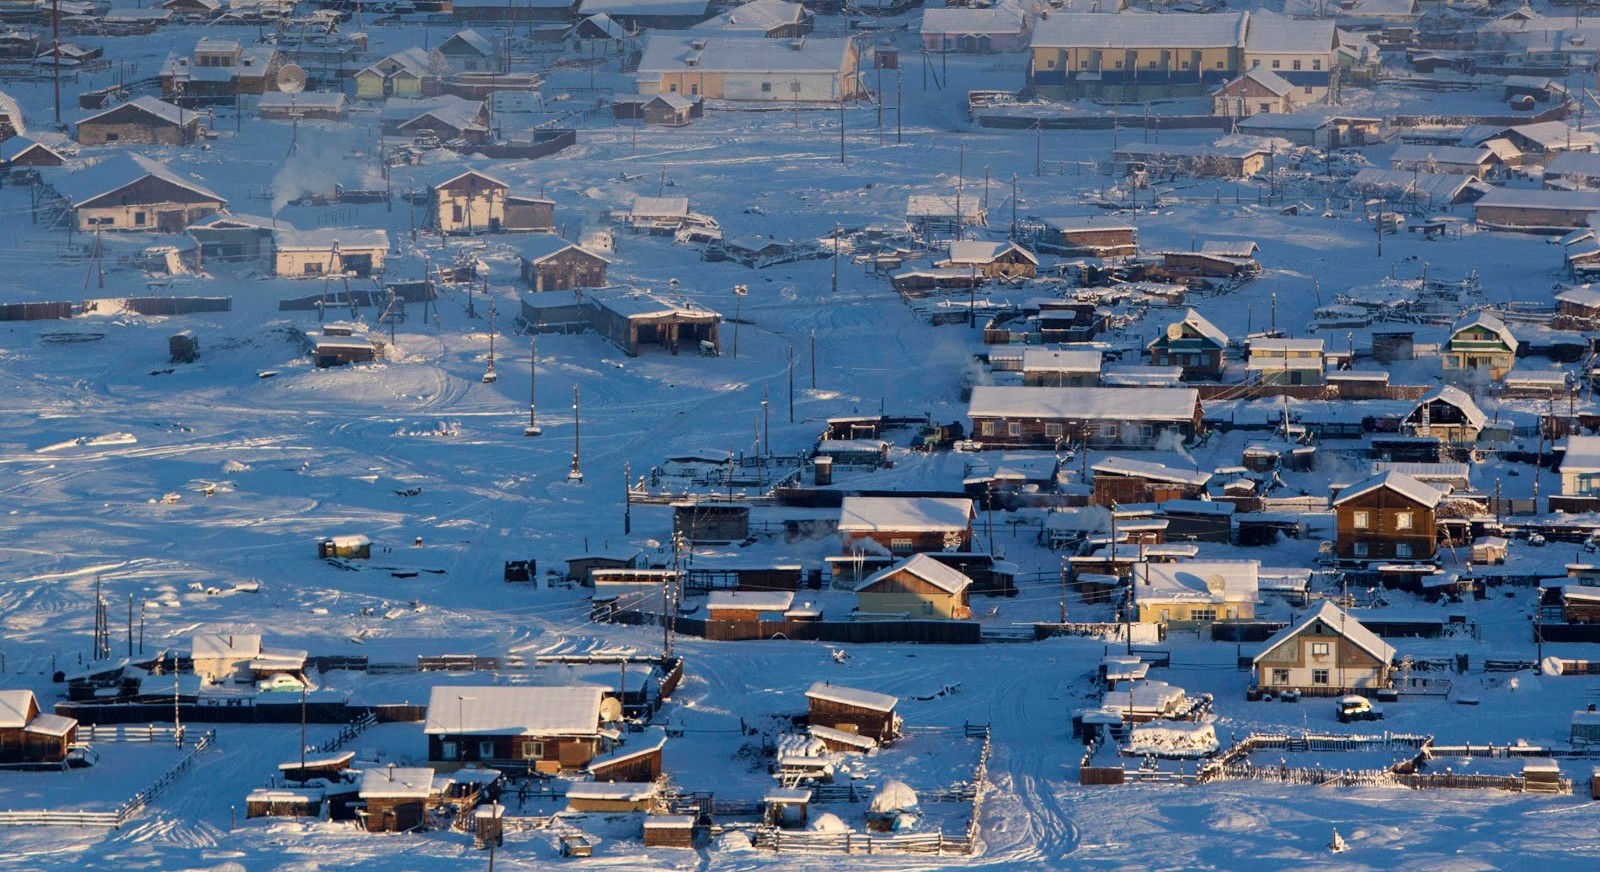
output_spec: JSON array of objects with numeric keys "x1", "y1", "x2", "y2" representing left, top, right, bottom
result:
[{"x1": 6, "y1": 2, "x2": 1600, "y2": 868}]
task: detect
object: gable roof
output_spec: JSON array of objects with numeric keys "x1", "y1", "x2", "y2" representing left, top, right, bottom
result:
[
  {"x1": 838, "y1": 496, "x2": 973, "y2": 533},
  {"x1": 1253, "y1": 601, "x2": 1395, "y2": 666},
  {"x1": 1229, "y1": 67, "x2": 1293, "y2": 96},
  {"x1": 1413, "y1": 384, "x2": 1488, "y2": 430},
  {"x1": 856, "y1": 553, "x2": 973, "y2": 594},
  {"x1": 1332, "y1": 470, "x2": 1444, "y2": 508},
  {"x1": 1134, "y1": 560, "x2": 1259, "y2": 604},
  {"x1": 79, "y1": 95, "x2": 191, "y2": 129},
  {"x1": 422, "y1": 685, "x2": 605, "y2": 736},
  {"x1": 0, "y1": 690, "x2": 35, "y2": 728},
  {"x1": 805, "y1": 681, "x2": 898, "y2": 712},
  {"x1": 0, "y1": 136, "x2": 62, "y2": 163},
  {"x1": 638, "y1": 34, "x2": 853, "y2": 77},
  {"x1": 968, "y1": 386, "x2": 1199, "y2": 422},
  {"x1": 431, "y1": 167, "x2": 509, "y2": 191},
  {"x1": 921, "y1": 4, "x2": 1028, "y2": 36},
  {"x1": 1092, "y1": 456, "x2": 1211, "y2": 487},
  {"x1": 945, "y1": 240, "x2": 1037, "y2": 265},
  {"x1": 46, "y1": 153, "x2": 226, "y2": 208},
  {"x1": 440, "y1": 29, "x2": 496, "y2": 56},
  {"x1": 695, "y1": 0, "x2": 808, "y2": 32},
  {"x1": 1032, "y1": 12, "x2": 1246, "y2": 49},
  {"x1": 191, "y1": 632, "x2": 262, "y2": 658},
  {"x1": 1450, "y1": 311, "x2": 1518, "y2": 353},
  {"x1": 519, "y1": 235, "x2": 607, "y2": 265},
  {"x1": 1161, "y1": 308, "x2": 1228, "y2": 348},
  {"x1": 359, "y1": 766, "x2": 436, "y2": 799},
  {"x1": 1243, "y1": 11, "x2": 1335, "y2": 54}
]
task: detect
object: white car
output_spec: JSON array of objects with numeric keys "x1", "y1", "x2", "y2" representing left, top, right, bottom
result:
[{"x1": 257, "y1": 674, "x2": 307, "y2": 693}]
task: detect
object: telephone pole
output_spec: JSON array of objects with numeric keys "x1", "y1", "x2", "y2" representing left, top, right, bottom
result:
[{"x1": 569, "y1": 385, "x2": 583, "y2": 483}]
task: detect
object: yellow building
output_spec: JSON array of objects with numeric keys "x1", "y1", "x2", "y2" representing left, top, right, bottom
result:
[
  {"x1": 1029, "y1": 12, "x2": 1245, "y2": 100},
  {"x1": 635, "y1": 35, "x2": 863, "y2": 102},
  {"x1": 854, "y1": 554, "x2": 972, "y2": 620},
  {"x1": 1133, "y1": 560, "x2": 1258, "y2": 624}
]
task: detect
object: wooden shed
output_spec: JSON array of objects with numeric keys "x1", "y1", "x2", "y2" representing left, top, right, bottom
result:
[
  {"x1": 642, "y1": 814, "x2": 700, "y2": 848},
  {"x1": 319, "y1": 535, "x2": 372, "y2": 559},
  {"x1": 358, "y1": 766, "x2": 439, "y2": 832},
  {"x1": 246, "y1": 788, "x2": 325, "y2": 818},
  {"x1": 673, "y1": 502, "x2": 749, "y2": 544},
  {"x1": 764, "y1": 787, "x2": 811, "y2": 828},
  {"x1": 805, "y1": 682, "x2": 901, "y2": 744},
  {"x1": 565, "y1": 782, "x2": 656, "y2": 812}
]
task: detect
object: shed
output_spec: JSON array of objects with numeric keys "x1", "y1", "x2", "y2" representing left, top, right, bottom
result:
[
  {"x1": 566, "y1": 781, "x2": 656, "y2": 812},
  {"x1": 805, "y1": 682, "x2": 901, "y2": 744},
  {"x1": 642, "y1": 814, "x2": 700, "y2": 848},
  {"x1": 764, "y1": 787, "x2": 811, "y2": 828},
  {"x1": 673, "y1": 502, "x2": 749, "y2": 544}
]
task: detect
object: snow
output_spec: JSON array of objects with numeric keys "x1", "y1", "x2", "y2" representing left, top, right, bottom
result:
[
  {"x1": 1032, "y1": 12, "x2": 1247, "y2": 49},
  {"x1": 968, "y1": 386, "x2": 1199, "y2": 422},
  {"x1": 0, "y1": 690, "x2": 36, "y2": 728},
  {"x1": 1092, "y1": 456, "x2": 1212, "y2": 487},
  {"x1": 359, "y1": 766, "x2": 436, "y2": 799},
  {"x1": 421, "y1": 685, "x2": 605, "y2": 736},
  {"x1": 1125, "y1": 721, "x2": 1220, "y2": 758},
  {"x1": 837, "y1": 496, "x2": 972, "y2": 534},
  {"x1": 867, "y1": 779, "x2": 918, "y2": 815},
  {"x1": 805, "y1": 682, "x2": 897, "y2": 713},
  {"x1": 856, "y1": 554, "x2": 973, "y2": 595},
  {"x1": 1332, "y1": 470, "x2": 1446, "y2": 509},
  {"x1": 1256, "y1": 602, "x2": 1397, "y2": 667}
]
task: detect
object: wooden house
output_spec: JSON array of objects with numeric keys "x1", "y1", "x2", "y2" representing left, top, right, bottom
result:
[
  {"x1": 1029, "y1": 12, "x2": 1245, "y2": 100},
  {"x1": 430, "y1": 169, "x2": 507, "y2": 235},
  {"x1": 246, "y1": 788, "x2": 324, "y2": 819},
  {"x1": 1091, "y1": 456, "x2": 1211, "y2": 507},
  {"x1": 1473, "y1": 188, "x2": 1600, "y2": 231},
  {"x1": 1147, "y1": 309, "x2": 1227, "y2": 379},
  {"x1": 1235, "y1": 113, "x2": 1379, "y2": 148},
  {"x1": 837, "y1": 496, "x2": 974, "y2": 555},
  {"x1": 939, "y1": 240, "x2": 1038, "y2": 279},
  {"x1": 186, "y1": 211, "x2": 282, "y2": 262},
  {"x1": 705, "y1": 589, "x2": 794, "y2": 622},
  {"x1": 1114, "y1": 143, "x2": 1268, "y2": 179},
  {"x1": 968, "y1": 386, "x2": 1202, "y2": 449},
  {"x1": 359, "y1": 766, "x2": 439, "y2": 832},
  {"x1": 1242, "y1": 12, "x2": 1337, "y2": 101},
  {"x1": 273, "y1": 229, "x2": 388, "y2": 278},
  {"x1": 190, "y1": 632, "x2": 306, "y2": 684},
  {"x1": 0, "y1": 690, "x2": 77, "y2": 764},
  {"x1": 1133, "y1": 559, "x2": 1258, "y2": 623},
  {"x1": 356, "y1": 47, "x2": 437, "y2": 100},
  {"x1": 76, "y1": 97, "x2": 199, "y2": 146},
  {"x1": 506, "y1": 194, "x2": 557, "y2": 233},
  {"x1": 518, "y1": 236, "x2": 608, "y2": 291},
  {"x1": 258, "y1": 91, "x2": 347, "y2": 120},
  {"x1": 1252, "y1": 601, "x2": 1395, "y2": 695},
  {"x1": 1246, "y1": 337, "x2": 1324, "y2": 386},
  {"x1": 565, "y1": 548, "x2": 641, "y2": 584},
  {"x1": 160, "y1": 38, "x2": 283, "y2": 100},
  {"x1": 1037, "y1": 218, "x2": 1137, "y2": 257},
  {"x1": 1403, "y1": 385, "x2": 1486, "y2": 444},
  {"x1": 853, "y1": 553, "x2": 973, "y2": 620},
  {"x1": 920, "y1": 5, "x2": 1030, "y2": 53},
  {"x1": 673, "y1": 501, "x2": 749, "y2": 544},
  {"x1": 1561, "y1": 585, "x2": 1600, "y2": 623},
  {"x1": 1442, "y1": 312, "x2": 1517, "y2": 381},
  {"x1": 1332, "y1": 470, "x2": 1441, "y2": 563},
  {"x1": 44, "y1": 154, "x2": 225, "y2": 232},
  {"x1": 1544, "y1": 152, "x2": 1600, "y2": 190},
  {"x1": 162, "y1": 0, "x2": 220, "y2": 17},
  {"x1": 642, "y1": 93, "x2": 698, "y2": 126},
  {"x1": 1162, "y1": 241, "x2": 1261, "y2": 279},
  {"x1": 581, "y1": 289, "x2": 721, "y2": 356},
  {"x1": 279, "y1": 751, "x2": 355, "y2": 784},
  {"x1": 581, "y1": 0, "x2": 713, "y2": 30},
  {"x1": 1020, "y1": 348, "x2": 1101, "y2": 387},
  {"x1": 1560, "y1": 435, "x2": 1600, "y2": 498},
  {"x1": 423, "y1": 685, "x2": 614, "y2": 772},
  {"x1": 1212, "y1": 67, "x2": 1296, "y2": 117},
  {"x1": 1390, "y1": 144, "x2": 1498, "y2": 177},
  {"x1": 805, "y1": 682, "x2": 901, "y2": 744},
  {"x1": 635, "y1": 34, "x2": 862, "y2": 103},
  {"x1": 438, "y1": 29, "x2": 499, "y2": 73},
  {"x1": 0, "y1": 136, "x2": 64, "y2": 168},
  {"x1": 453, "y1": 0, "x2": 582, "y2": 24}
]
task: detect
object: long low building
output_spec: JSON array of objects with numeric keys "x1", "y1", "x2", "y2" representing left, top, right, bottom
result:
[
  {"x1": 967, "y1": 385, "x2": 1201, "y2": 449},
  {"x1": 635, "y1": 34, "x2": 863, "y2": 102},
  {"x1": 1474, "y1": 187, "x2": 1600, "y2": 232}
]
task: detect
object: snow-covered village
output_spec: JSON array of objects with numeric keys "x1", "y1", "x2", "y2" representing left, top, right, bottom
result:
[{"x1": 9, "y1": 0, "x2": 1600, "y2": 867}]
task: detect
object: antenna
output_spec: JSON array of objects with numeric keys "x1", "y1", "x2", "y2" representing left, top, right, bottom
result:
[{"x1": 277, "y1": 64, "x2": 307, "y2": 156}]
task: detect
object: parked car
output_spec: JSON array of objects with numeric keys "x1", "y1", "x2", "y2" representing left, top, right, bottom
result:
[
  {"x1": 258, "y1": 674, "x2": 307, "y2": 692},
  {"x1": 1336, "y1": 695, "x2": 1383, "y2": 723}
]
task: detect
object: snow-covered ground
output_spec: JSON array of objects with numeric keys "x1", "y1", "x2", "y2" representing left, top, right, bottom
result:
[{"x1": 5, "y1": 3, "x2": 1600, "y2": 868}]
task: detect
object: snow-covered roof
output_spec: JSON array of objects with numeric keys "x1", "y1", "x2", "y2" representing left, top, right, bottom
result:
[
  {"x1": 1021, "y1": 348, "x2": 1100, "y2": 373},
  {"x1": 1042, "y1": 216, "x2": 1136, "y2": 233},
  {"x1": 630, "y1": 196, "x2": 689, "y2": 218},
  {"x1": 0, "y1": 690, "x2": 35, "y2": 728},
  {"x1": 838, "y1": 496, "x2": 973, "y2": 533},
  {"x1": 1449, "y1": 312, "x2": 1518, "y2": 353},
  {"x1": 907, "y1": 194, "x2": 984, "y2": 219},
  {"x1": 359, "y1": 766, "x2": 436, "y2": 799},
  {"x1": 1332, "y1": 470, "x2": 1444, "y2": 508},
  {"x1": 442, "y1": 29, "x2": 495, "y2": 56},
  {"x1": 191, "y1": 632, "x2": 262, "y2": 659},
  {"x1": 1243, "y1": 11, "x2": 1335, "y2": 54},
  {"x1": 806, "y1": 681, "x2": 898, "y2": 712},
  {"x1": 1254, "y1": 601, "x2": 1396, "y2": 666},
  {"x1": 1544, "y1": 151, "x2": 1600, "y2": 179},
  {"x1": 1102, "y1": 679, "x2": 1187, "y2": 716},
  {"x1": 1092, "y1": 456, "x2": 1211, "y2": 486},
  {"x1": 586, "y1": 726, "x2": 668, "y2": 771},
  {"x1": 25, "y1": 712, "x2": 76, "y2": 737},
  {"x1": 432, "y1": 167, "x2": 508, "y2": 190},
  {"x1": 519, "y1": 235, "x2": 606, "y2": 265},
  {"x1": 274, "y1": 228, "x2": 390, "y2": 252},
  {"x1": 1134, "y1": 560, "x2": 1259, "y2": 605},
  {"x1": 921, "y1": 5, "x2": 1027, "y2": 36},
  {"x1": 1170, "y1": 308, "x2": 1228, "y2": 347},
  {"x1": 1563, "y1": 435, "x2": 1600, "y2": 475},
  {"x1": 1369, "y1": 461, "x2": 1469, "y2": 482},
  {"x1": 856, "y1": 553, "x2": 974, "y2": 595},
  {"x1": 422, "y1": 685, "x2": 605, "y2": 736},
  {"x1": 0, "y1": 88, "x2": 25, "y2": 135},
  {"x1": 968, "y1": 386, "x2": 1199, "y2": 422},
  {"x1": 567, "y1": 782, "x2": 656, "y2": 801},
  {"x1": 1229, "y1": 67, "x2": 1293, "y2": 96},
  {"x1": 1476, "y1": 187, "x2": 1600, "y2": 212},
  {"x1": 80, "y1": 95, "x2": 191, "y2": 129},
  {"x1": 582, "y1": 0, "x2": 711, "y2": 15},
  {"x1": 695, "y1": 0, "x2": 808, "y2": 33},
  {"x1": 1350, "y1": 168, "x2": 1488, "y2": 202},
  {"x1": 278, "y1": 751, "x2": 354, "y2": 771},
  {"x1": 0, "y1": 136, "x2": 60, "y2": 162},
  {"x1": 360, "y1": 46, "x2": 433, "y2": 80},
  {"x1": 47, "y1": 153, "x2": 225, "y2": 208},
  {"x1": 1032, "y1": 12, "x2": 1246, "y2": 49},
  {"x1": 188, "y1": 210, "x2": 290, "y2": 231},
  {"x1": 706, "y1": 589, "x2": 795, "y2": 611},
  {"x1": 1248, "y1": 337, "x2": 1322, "y2": 354},
  {"x1": 1391, "y1": 144, "x2": 1493, "y2": 166},
  {"x1": 945, "y1": 240, "x2": 1037, "y2": 266},
  {"x1": 637, "y1": 34, "x2": 853, "y2": 77},
  {"x1": 1413, "y1": 384, "x2": 1487, "y2": 430},
  {"x1": 808, "y1": 723, "x2": 877, "y2": 749}
]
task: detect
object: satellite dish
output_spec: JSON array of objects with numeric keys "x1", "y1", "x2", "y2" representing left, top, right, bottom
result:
[
  {"x1": 599, "y1": 697, "x2": 623, "y2": 723},
  {"x1": 1166, "y1": 322, "x2": 1184, "y2": 341},
  {"x1": 277, "y1": 64, "x2": 307, "y2": 95}
]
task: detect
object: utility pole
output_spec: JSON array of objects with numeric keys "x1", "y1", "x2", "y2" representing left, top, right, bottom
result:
[
  {"x1": 1035, "y1": 120, "x2": 1042, "y2": 177},
  {"x1": 1059, "y1": 556, "x2": 1068, "y2": 624},
  {"x1": 896, "y1": 68, "x2": 902, "y2": 144},
  {"x1": 1010, "y1": 174, "x2": 1019, "y2": 240},
  {"x1": 762, "y1": 387, "x2": 770, "y2": 461},
  {"x1": 839, "y1": 96, "x2": 845, "y2": 164},
  {"x1": 624, "y1": 461, "x2": 631, "y2": 534},
  {"x1": 788, "y1": 346, "x2": 795, "y2": 423},
  {"x1": 569, "y1": 385, "x2": 583, "y2": 483},
  {"x1": 525, "y1": 336, "x2": 541, "y2": 437},
  {"x1": 51, "y1": 0, "x2": 60, "y2": 125},
  {"x1": 810, "y1": 330, "x2": 816, "y2": 388},
  {"x1": 831, "y1": 224, "x2": 839, "y2": 294},
  {"x1": 127, "y1": 593, "x2": 133, "y2": 658},
  {"x1": 299, "y1": 681, "x2": 307, "y2": 778}
]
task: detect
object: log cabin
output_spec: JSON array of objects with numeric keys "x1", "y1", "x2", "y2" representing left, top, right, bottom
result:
[
  {"x1": 0, "y1": 690, "x2": 77, "y2": 764},
  {"x1": 968, "y1": 386, "x2": 1202, "y2": 450},
  {"x1": 359, "y1": 766, "x2": 439, "y2": 832},
  {"x1": 853, "y1": 553, "x2": 973, "y2": 620},
  {"x1": 837, "y1": 496, "x2": 975, "y2": 556},
  {"x1": 805, "y1": 682, "x2": 901, "y2": 744},
  {"x1": 1332, "y1": 470, "x2": 1442, "y2": 564},
  {"x1": 1091, "y1": 456, "x2": 1212, "y2": 507},
  {"x1": 519, "y1": 237, "x2": 609, "y2": 291},
  {"x1": 76, "y1": 97, "x2": 199, "y2": 146},
  {"x1": 1146, "y1": 309, "x2": 1227, "y2": 379},
  {"x1": 44, "y1": 154, "x2": 225, "y2": 232},
  {"x1": 423, "y1": 685, "x2": 616, "y2": 773}
]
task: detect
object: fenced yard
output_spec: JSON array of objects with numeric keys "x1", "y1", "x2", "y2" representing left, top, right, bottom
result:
[{"x1": 0, "y1": 728, "x2": 216, "y2": 828}]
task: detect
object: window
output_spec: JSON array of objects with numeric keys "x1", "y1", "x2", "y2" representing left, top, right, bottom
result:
[
  {"x1": 1147, "y1": 60, "x2": 1157, "y2": 69},
  {"x1": 1312, "y1": 669, "x2": 1330, "y2": 685},
  {"x1": 1045, "y1": 423, "x2": 1063, "y2": 438},
  {"x1": 134, "y1": 211, "x2": 147, "y2": 226},
  {"x1": 1259, "y1": 103, "x2": 1272, "y2": 114},
  {"x1": 690, "y1": 84, "x2": 699, "y2": 96},
  {"x1": 303, "y1": 263, "x2": 323, "y2": 276},
  {"x1": 521, "y1": 740, "x2": 544, "y2": 759},
  {"x1": 477, "y1": 741, "x2": 495, "y2": 759},
  {"x1": 1311, "y1": 642, "x2": 1330, "y2": 657},
  {"x1": 1292, "y1": 59, "x2": 1302, "y2": 70},
  {"x1": 1394, "y1": 512, "x2": 1412, "y2": 530},
  {"x1": 1353, "y1": 542, "x2": 1369, "y2": 557},
  {"x1": 1046, "y1": 58, "x2": 1056, "y2": 69},
  {"x1": 1181, "y1": 60, "x2": 1190, "y2": 70},
  {"x1": 1305, "y1": 85, "x2": 1314, "y2": 94},
  {"x1": 889, "y1": 538, "x2": 914, "y2": 554},
  {"x1": 1251, "y1": 59, "x2": 1260, "y2": 68},
  {"x1": 1396, "y1": 542, "x2": 1413, "y2": 558},
  {"x1": 1272, "y1": 668, "x2": 1289, "y2": 685},
  {"x1": 669, "y1": 83, "x2": 678, "y2": 92},
  {"x1": 1080, "y1": 60, "x2": 1088, "y2": 69},
  {"x1": 105, "y1": 133, "x2": 119, "y2": 142},
  {"x1": 1139, "y1": 425, "x2": 1154, "y2": 440},
  {"x1": 1271, "y1": 60, "x2": 1281, "y2": 69},
  {"x1": 979, "y1": 421, "x2": 995, "y2": 436},
  {"x1": 451, "y1": 204, "x2": 463, "y2": 223},
  {"x1": 1312, "y1": 59, "x2": 1322, "y2": 71},
  {"x1": 1007, "y1": 422, "x2": 1022, "y2": 437},
  {"x1": 1191, "y1": 608, "x2": 1216, "y2": 621},
  {"x1": 1099, "y1": 423, "x2": 1117, "y2": 438},
  {"x1": 441, "y1": 741, "x2": 459, "y2": 760},
  {"x1": 1216, "y1": 61, "x2": 1224, "y2": 69},
  {"x1": 1352, "y1": 511, "x2": 1370, "y2": 529},
  {"x1": 1114, "y1": 60, "x2": 1123, "y2": 69},
  {"x1": 761, "y1": 82, "x2": 772, "y2": 92}
]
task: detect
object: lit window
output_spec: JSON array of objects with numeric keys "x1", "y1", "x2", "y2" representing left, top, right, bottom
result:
[
  {"x1": 1352, "y1": 511, "x2": 1370, "y2": 529},
  {"x1": 1008, "y1": 422, "x2": 1022, "y2": 437},
  {"x1": 1045, "y1": 423, "x2": 1063, "y2": 438},
  {"x1": 1272, "y1": 668, "x2": 1289, "y2": 685},
  {"x1": 1311, "y1": 642, "x2": 1329, "y2": 656},
  {"x1": 1395, "y1": 512, "x2": 1412, "y2": 530},
  {"x1": 522, "y1": 740, "x2": 544, "y2": 759}
]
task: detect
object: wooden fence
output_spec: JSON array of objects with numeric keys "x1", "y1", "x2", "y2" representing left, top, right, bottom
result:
[
  {"x1": 0, "y1": 729, "x2": 215, "y2": 829},
  {"x1": 1391, "y1": 772, "x2": 1570, "y2": 793},
  {"x1": 606, "y1": 609, "x2": 982, "y2": 644},
  {"x1": 753, "y1": 828, "x2": 968, "y2": 855}
]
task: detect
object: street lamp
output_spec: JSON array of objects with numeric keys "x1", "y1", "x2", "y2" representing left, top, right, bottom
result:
[{"x1": 732, "y1": 285, "x2": 748, "y2": 358}]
